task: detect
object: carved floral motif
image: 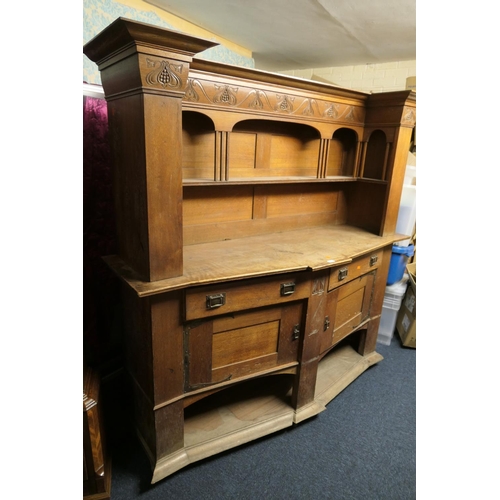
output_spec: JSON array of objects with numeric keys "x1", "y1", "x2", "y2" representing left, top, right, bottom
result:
[
  {"x1": 213, "y1": 85, "x2": 239, "y2": 105},
  {"x1": 312, "y1": 277, "x2": 326, "y2": 295},
  {"x1": 324, "y1": 103, "x2": 340, "y2": 119},
  {"x1": 185, "y1": 79, "x2": 200, "y2": 102},
  {"x1": 344, "y1": 106, "x2": 355, "y2": 121},
  {"x1": 246, "y1": 90, "x2": 265, "y2": 110},
  {"x1": 301, "y1": 99, "x2": 315, "y2": 116},
  {"x1": 402, "y1": 106, "x2": 416, "y2": 126},
  {"x1": 275, "y1": 94, "x2": 294, "y2": 113},
  {"x1": 145, "y1": 58, "x2": 183, "y2": 88}
]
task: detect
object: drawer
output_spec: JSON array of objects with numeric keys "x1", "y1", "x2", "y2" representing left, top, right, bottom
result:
[
  {"x1": 185, "y1": 273, "x2": 310, "y2": 321},
  {"x1": 328, "y1": 251, "x2": 382, "y2": 291}
]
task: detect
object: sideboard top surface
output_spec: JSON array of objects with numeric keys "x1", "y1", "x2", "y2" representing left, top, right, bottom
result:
[{"x1": 105, "y1": 225, "x2": 406, "y2": 297}]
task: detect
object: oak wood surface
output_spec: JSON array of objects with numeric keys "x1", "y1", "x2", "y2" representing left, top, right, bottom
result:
[
  {"x1": 83, "y1": 367, "x2": 111, "y2": 500},
  {"x1": 149, "y1": 342, "x2": 383, "y2": 481},
  {"x1": 184, "y1": 301, "x2": 304, "y2": 388},
  {"x1": 84, "y1": 17, "x2": 416, "y2": 485},
  {"x1": 104, "y1": 225, "x2": 407, "y2": 297},
  {"x1": 184, "y1": 271, "x2": 310, "y2": 321},
  {"x1": 327, "y1": 250, "x2": 382, "y2": 291},
  {"x1": 313, "y1": 342, "x2": 383, "y2": 410},
  {"x1": 331, "y1": 272, "x2": 375, "y2": 345},
  {"x1": 291, "y1": 270, "x2": 329, "y2": 410}
]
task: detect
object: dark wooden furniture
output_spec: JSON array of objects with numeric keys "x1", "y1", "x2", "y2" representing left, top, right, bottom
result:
[
  {"x1": 84, "y1": 17, "x2": 416, "y2": 484},
  {"x1": 83, "y1": 365, "x2": 111, "y2": 499}
]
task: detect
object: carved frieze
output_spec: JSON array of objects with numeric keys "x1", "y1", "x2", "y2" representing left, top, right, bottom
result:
[{"x1": 182, "y1": 77, "x2": 363, "y2": 124}]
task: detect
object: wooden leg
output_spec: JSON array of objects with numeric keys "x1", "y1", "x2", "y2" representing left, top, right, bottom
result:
[{"x1": 292, "y1": 271, "x2": 328, "y2": 421}]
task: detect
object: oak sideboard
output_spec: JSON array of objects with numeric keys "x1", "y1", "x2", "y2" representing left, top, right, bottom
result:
[{"x1": 84, "y1": 17, "x2": 416, "y2": 484}]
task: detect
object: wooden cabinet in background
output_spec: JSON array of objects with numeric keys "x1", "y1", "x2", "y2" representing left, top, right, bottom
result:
[
  {"x1": 84, "y1": 17, "x2": 416, "y2": 484},
  {"x1": 83, "y1": 366, "x2": 111, "y2": 500}
]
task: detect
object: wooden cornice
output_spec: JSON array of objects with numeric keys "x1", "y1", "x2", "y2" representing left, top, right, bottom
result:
[{"x1": 84, "y1": 17, "x2": 219, "y2": 66}]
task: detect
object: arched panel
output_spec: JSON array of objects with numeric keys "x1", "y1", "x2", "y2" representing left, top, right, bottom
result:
[
  {"x1": 363, "y1": 130, "x2": 388, "y2": 180},
  {"x1": 229, "y1": 119, "x2": 321, "y2": 179},
  {"x1": 326, "y1": 128, "x2": 358, "y2": 177},
  {"x1": 182, "y1": 111, "x2": 216, "y2": 181}
]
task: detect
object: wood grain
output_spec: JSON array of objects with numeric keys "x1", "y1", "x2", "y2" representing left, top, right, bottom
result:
[
  {"x1": 84, "y1": 17, "x2": 416, "y2": 485},
  {"x1": 105, "y1": 225, "x2": 406, "y2": 297}
]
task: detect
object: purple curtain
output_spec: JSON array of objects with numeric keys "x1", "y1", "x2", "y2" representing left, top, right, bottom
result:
[{"x1": 83, "y1": 95, "x2": 121, "y2": 368}]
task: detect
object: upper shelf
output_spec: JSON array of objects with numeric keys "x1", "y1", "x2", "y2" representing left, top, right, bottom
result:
[
  {"x1": 182, "y1": 177, "x2": 360, "y2": 186},
  {"x1": 181, "y1": 112, "x2": 393, "y2": 182}
]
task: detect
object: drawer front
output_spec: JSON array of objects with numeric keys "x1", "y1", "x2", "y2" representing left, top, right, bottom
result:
[
  {"x1": 184, "y1": 273, "x2": 310, "y2": 321},
  {"x1": 184, "y1": 301, "x2": 304, "y2": 391},
  {"x1": 328, "y1": 251, "x2": 382, "y2": 291}
]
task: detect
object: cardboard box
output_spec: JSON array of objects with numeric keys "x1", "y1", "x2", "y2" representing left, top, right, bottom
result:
[
  {"x1": 406, "y1": 76, "x2": 416, "y2": 91},
  {"x1": 396, "y1": 263, "x2": 416, "y2": 348}
]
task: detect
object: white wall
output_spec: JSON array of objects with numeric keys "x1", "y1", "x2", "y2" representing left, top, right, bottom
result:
[{"x1": 279, "y1": 60, "x2": 416, "y2": 93}]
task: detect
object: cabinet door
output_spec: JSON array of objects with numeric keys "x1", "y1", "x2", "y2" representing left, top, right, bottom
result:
[
  {"x1": 184, "y1": 302, "x2": 304, "y2": 391},
  {"x1": 320, "y1": 272, "x2": 375, "y2": 354}
]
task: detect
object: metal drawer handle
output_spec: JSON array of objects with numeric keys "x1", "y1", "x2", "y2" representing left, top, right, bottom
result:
[
  {"x1": 280, "y1": 282, "x2": 296, "y2": 296},
  {"x1": 324, "y1": 316, "x2": 330, "y2": 331},
  {"x1": 370, "y1": 255, "x2": 378, "y2": 266},
  {"x1": 206, "y1": 293, "x2": 226, "y2": 310},
  {"x1": 338, "y1": 268, "x2": 348, "y2": 281}
]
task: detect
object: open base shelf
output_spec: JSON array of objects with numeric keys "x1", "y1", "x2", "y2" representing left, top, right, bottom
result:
[
  {"x1": 314, "y1": 343, "x2": 383, "y2": 409},
  {"x1": 148, "y1": 344, "x2": 382, "y2": 483}
]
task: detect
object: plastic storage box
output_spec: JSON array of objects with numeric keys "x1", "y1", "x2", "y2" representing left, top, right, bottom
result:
[
  {"x1": 377, "y1": 278, "x2": 408, "y2": 346},
  {"x1": 404, "y1": 165, "x2": 416, "y2": 186},
  {"x1": 394, "y1": 184, "x2": 416, "y2": 247},
  {"x1": 387, "y1": 244, "x2": 414, "y2": 285}
]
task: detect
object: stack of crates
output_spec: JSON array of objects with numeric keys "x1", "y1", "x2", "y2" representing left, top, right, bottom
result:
[
  {"x1": 377, "y1": 156, "x2": 416, "y2": 346},
  {"x1": 377, "y1": 278, "x2": 408, "y2": 346}
]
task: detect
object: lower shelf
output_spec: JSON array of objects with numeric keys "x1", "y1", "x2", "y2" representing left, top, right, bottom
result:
[
  {"x1": 293, "y1": 344, "x2": 383, "y2": 423},
  {"x1": 315, "y1": 343, "x2": 383, "y2": 408},
  {"x1": 149, "y1": 344, "x2": 383, "y2": 483}
]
